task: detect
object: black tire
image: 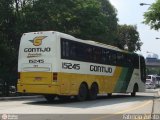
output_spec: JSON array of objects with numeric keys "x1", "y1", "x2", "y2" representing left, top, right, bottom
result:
[
  {"x1": 44, "y1": 95, "x2": 55, "y2": 102},
  {"x1": 77, "y1": 83, "x2": 88, "y2": 101},
  {"x1": 131, "y1": 92, "x2": 136, "y2": 97},
  {"x1": 131, "y1": 84, "x2": 138, "y2": 97},
  {"x1": 58, "y1": 96, "x2": 71, "y2": 101},
  {"x1": 89, "y1": 83, "x2": 98, "y2": 100},
  {"x1": 108, "y1": 93, "x2": 112, "y2": 97}
]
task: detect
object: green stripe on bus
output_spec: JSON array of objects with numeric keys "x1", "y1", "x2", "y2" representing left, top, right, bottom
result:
[
  {"x1": 114, "y1": 68, "x2": 128, "y2": 92},
  {"x1": 120, "y1": 67, "x2": 134, "y2": 92},
  {"x1": 114, "y1": 67, "x2": 134, "y2": 92}
]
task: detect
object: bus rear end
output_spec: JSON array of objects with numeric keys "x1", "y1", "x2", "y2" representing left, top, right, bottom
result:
[{"x1": 17, "y1": 31, "x2": 59, "y2": 95}]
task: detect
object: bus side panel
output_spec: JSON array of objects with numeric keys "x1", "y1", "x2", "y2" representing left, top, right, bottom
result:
[
  {"x1": 126, "y1": 69, "x2": 145, "y2": 92},
  {"x1": 103, "y1": 66, "x2": 122, "y2": 93},
  {"x1": 58, "y1": 72, "x2": 102, "y2": 95},
  {"x1": 126, "y1": 56, "x2": 146, "y2": 92},
  {"x1": 114, "y1": 67, "x2": 142, "y2": 93},
  {"x1": 58, "y1": 66, "x2": 123, "y2": 95}
]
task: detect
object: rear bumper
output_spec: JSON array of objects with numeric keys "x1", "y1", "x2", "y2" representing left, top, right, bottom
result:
[{"x1": 17, "y1": 84, "x2": 60, "y2": 95}]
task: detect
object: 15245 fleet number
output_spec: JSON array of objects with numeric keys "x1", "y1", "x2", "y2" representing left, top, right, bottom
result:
[{"x1": 62, "y1": 62, "x2": 80, "y2": 70}]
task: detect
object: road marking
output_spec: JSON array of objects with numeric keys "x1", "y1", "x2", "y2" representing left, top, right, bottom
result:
[
  {"x1": 92, "y1": 100, "x2": 152, "y2": 120},
  {"x1": 116, "y1": 100, "x2": 152, "y2": 114}
]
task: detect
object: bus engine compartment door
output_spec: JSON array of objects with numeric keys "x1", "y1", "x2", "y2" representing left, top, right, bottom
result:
[{"x1": 20, "y1": 63, "x2": 52, "y2": 85}]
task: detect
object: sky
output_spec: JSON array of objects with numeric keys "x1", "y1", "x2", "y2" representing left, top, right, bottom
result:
[{"x1": 109, "y1": 0, "x2": 160, "y2": 58}]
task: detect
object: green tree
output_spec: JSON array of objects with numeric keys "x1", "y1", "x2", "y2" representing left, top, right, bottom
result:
[
  {"x1": 16, "y1": 0, "x2": 118, "y2": 45},
  {"x1": 143, "y1": 0, "x2": 160, "y2": 30},
  {"x1": 116, "y1": 24, "x2": 142, "y2": 52},
  {"x1": 0, "y1": 0, "x2": 17, "y2": 96}
]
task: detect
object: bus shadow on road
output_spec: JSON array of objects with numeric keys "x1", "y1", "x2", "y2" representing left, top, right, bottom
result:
[{"x1": 24, "y1": 94, "x2": 154, "y2": 109}]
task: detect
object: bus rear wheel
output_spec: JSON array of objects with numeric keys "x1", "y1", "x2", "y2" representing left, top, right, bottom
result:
[
  {"x1": 77, "y1": 83, "x2": 88, "y2": 101},
  {"x1": 89, "y1": 83, "x2": 98, "y2": 100},
  {"x1": 131, "y1": 84, "x2": 138, "y2": 97},
  {"x1": 44, "y1": 95, "x2": 55, "y2": 102},
  {"x1": 108, "y1": 93, "x2": 112, "y2": 97},
  {"x1": 58, "y1": 95, "x2": 71, "y2": 101}
]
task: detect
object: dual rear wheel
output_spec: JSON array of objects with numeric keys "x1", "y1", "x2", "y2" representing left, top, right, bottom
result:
[
  {"x1": 77, "y1": 83, "x2": 98, "y2": 101},
  {"x1": 44, "y1": 83, "x2": 138, "y2": 102},
  {"x1": 44, "y1": 95, "x2": 55, "y2": 102},
  {"x1": 44, "y1": 83, "x2": 99, "y2": 102}
]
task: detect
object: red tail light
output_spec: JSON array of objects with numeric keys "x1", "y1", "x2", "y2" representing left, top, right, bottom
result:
[{"x1": 53, "y1": 73, "x2": 58, "y2": 82}]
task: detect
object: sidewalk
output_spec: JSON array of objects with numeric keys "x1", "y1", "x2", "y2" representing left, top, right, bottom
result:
[
  {"x1": 0, "y1": 95, "x2": 43, "y2": 101},
  {"x1": 145, "y1": 88, "x2": 160, "y2": 94},
  {"x1": 153, "y1": 98, "x2": 160, "y2": 114},
  {"x1": 156, "y1": 88, "x2": 160, "y2": 97},
  {"x1": 153, "y1": 88, "x2": 160, "y2": 98},
  {"x1": 153, "y1": 88, "x2": 160, "y2": 114}
]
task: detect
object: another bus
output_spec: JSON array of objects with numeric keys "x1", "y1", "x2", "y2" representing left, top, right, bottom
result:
[{"x1": 17, "y1": 31, "x2": 146, "y2": 101}]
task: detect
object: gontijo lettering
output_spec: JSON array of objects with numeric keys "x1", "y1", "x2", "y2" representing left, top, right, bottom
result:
[
  {"x1": 90, "y1": 65, "x2": 112, "y2": 73},
  {"x1": 24, "y1": 47, "x2": 51, "y2": 52}
]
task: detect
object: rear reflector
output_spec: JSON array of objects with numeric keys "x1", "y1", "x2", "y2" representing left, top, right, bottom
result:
[{"x1": 53, "y1": 73, "x2": 58, "y2": 82}]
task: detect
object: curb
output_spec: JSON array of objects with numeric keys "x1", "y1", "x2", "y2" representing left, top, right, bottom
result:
[
  {"x1": 155, "y1": 88, "x2": 160, "y2": 98},
  {"x1": 158, "y1": 90, "x2": 160, "y2": 96},
  {"x1": 0, "y1": 95, "x2": 43, "y2": 101}
]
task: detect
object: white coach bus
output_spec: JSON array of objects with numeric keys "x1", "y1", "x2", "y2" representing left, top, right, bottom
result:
[{"x1": 17, "y1": 31, "x2": 146, "y2": 101}]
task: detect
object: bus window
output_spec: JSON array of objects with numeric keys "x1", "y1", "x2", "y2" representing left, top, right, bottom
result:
[
  {"x1": 140, "y1": 56, "x2": 146, "y2": 83},
  {"x1": 117, "y1": 52, "x2": 124, "y2": 66},
  {"x1": 110, "y1": 51, "x2": 117, "y2": 65}
]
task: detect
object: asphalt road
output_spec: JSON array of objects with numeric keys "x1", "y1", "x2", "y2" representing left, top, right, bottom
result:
[{"x1": 0, "y1": 89, "x2": 159, "y2": 120}]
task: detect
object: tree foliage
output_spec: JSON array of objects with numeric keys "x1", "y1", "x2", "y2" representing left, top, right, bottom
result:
[
  {"x1": 0, "y1": 0, "x2": 17, "y2": 96},
  {"x1": 15, "y1": 0, "x2": 118, "y2": 45},
  {"x1": 0, "y1": 0, "x2": 17, "y2": 83},
  {"x1": 116, "y1": 25, "x2": 142, "y2": 52},
  {"x1": 143, "y1": 0, "x2": 160, "y2": 30}
]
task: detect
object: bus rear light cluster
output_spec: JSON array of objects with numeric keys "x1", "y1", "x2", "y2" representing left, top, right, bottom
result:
[{"x1": 53, "y1": 73, "x2": 58, "y2": 82}]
